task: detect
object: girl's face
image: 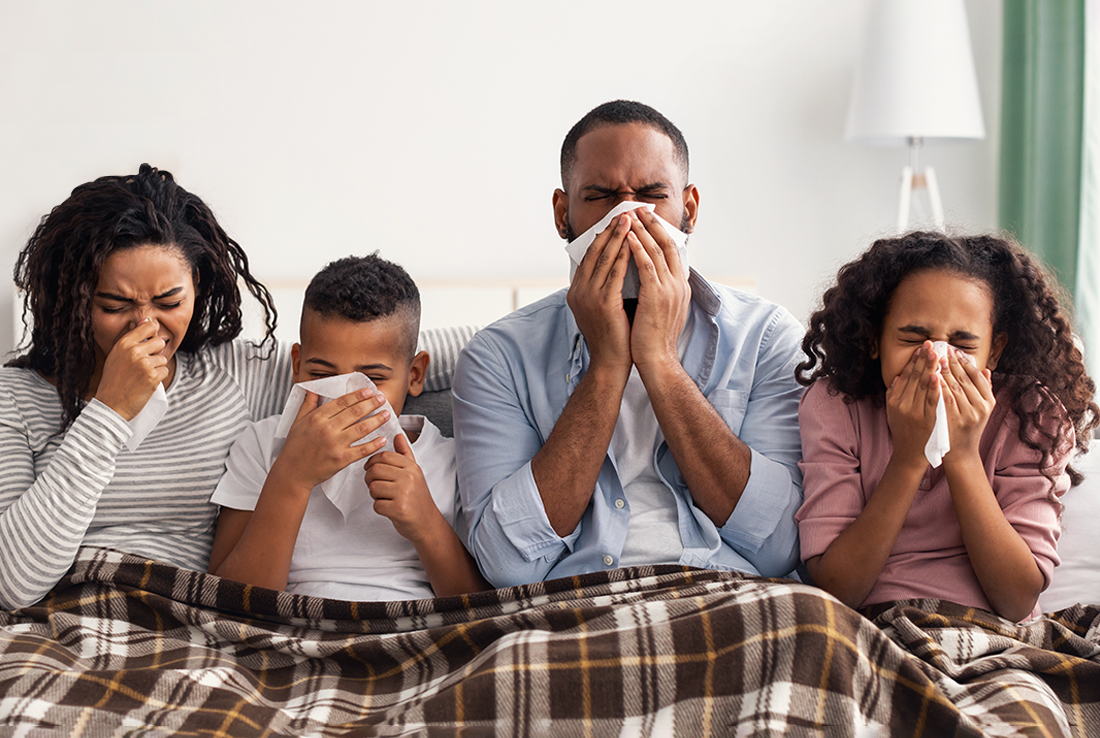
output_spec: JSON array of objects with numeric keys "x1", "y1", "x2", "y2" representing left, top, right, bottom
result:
[
  {"x1": 873, "y1": 268, "x2": 1007, "y2": 387},
  {"x1": 91, "y1": 244, "x2": 196, "y2": 370}
]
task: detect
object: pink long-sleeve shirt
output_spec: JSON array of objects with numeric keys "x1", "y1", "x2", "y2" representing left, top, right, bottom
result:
[{"x1": 796, "y1": 377, "x2": 1072, "y2": 619}]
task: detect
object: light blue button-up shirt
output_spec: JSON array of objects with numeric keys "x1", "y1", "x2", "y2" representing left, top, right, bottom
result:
[{"x1": 453, "y1": 270, "x2": 804, "y2": 588}]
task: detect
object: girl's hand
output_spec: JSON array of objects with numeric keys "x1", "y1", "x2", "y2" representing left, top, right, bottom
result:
[
  {"x1": 884, "y1": 341, "x2": 939, "y2": 469},
  {"x1": 94, "y1": 318, "x2": 169, "y2": 420},
  {"x1": 940, "y1": 347, "x2": 995, "y2": 459},
  {"x1": 273, "y1": 388, "x2": 389, "y2": 492}
]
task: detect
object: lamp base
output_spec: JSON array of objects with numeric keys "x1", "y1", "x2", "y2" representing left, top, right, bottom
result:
[{"x1": 897, "y1": 165, "x2": 944, "y2": 233}]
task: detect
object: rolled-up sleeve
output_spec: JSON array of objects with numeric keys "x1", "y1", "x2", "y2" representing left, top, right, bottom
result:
[
  {"x1": 716, "y1": 309, "x2": 805, "y2": 577},
  {"x1": 452, "y1": 332, "x2": 577, "y2": 587}
]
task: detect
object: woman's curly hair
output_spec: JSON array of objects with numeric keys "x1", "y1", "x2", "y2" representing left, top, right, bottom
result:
[
  {"x1": 797, "y1": 231, "x2": 1098, "y2": 486},
  {"x1": 8, "y1": 164, "x2": 277, "y2": 432}
]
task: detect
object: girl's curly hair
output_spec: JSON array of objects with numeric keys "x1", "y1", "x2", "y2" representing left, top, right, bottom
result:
[
  {"x1": 797, "y1": 231, "x2": 1098, "y2": 485},
  {"x1": 8, "y1": 164, "x2": 277, "y2": 432}
]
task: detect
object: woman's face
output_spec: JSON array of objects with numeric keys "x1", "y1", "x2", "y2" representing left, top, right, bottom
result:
[{"x1": 91, "y1": 244, "x2": 196, "y2": 369}]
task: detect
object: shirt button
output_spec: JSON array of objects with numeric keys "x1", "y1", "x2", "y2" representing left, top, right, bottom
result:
[
  {"x1": 615, "y1": 498, "x2": 625, "y2": 509},
  {"x1": 603, "y1": 555, "x2": 614, "y2": 566}
]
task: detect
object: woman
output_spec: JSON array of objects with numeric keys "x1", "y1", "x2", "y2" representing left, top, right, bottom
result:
[{"x1": 0, "y1": 164, "x2": 294, "y2": 609}]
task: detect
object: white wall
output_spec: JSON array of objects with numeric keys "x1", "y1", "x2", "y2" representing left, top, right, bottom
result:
[{"x1": 0, "y1": 0, "x2": 1002, "y2": 355}]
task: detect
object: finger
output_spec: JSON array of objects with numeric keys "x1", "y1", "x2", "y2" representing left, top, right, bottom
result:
[
  {"x1": 321, "y1": 388, "x2": 380, "y2": 423},
  {"x1": 582, "y1": 214, "x2": 631, "y2": 283},
  {"x1": 943, "y1": 350, "x2": 982, "y2": 409},
  {"x1": 295, "y1": 391, "x2": 320, "y2": 422},
  {"x1": 344, "y1": 408, "x2": 392, "y2": 445},
  {"x1": 956, "y1": 350, "x2": 994, "y2": 403},
  {"x1": 626, "y1": 232, "x2": 660, "y2": 287},
  {"x1": 394, "y1": 433, "x2": 416, "y2": 460},
  {"x1": 630, "y1": 209, "x2": 676, "y2": 279}
]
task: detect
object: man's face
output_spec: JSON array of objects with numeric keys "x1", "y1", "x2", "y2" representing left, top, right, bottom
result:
[{"x1": 553, "y1": 122, "x2": 699, "y2": 241}]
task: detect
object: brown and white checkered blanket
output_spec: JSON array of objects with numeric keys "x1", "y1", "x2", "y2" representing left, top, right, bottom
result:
[{"x1": 0, "y1": 546, "x2": 1097, "y2": 737}]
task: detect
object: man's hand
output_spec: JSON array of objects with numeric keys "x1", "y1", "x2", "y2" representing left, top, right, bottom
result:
[
  {"x1": 626, "y1": 207, "x2": 690, "y2": 377},
  {"x1": 364, "y1": 433, "x2": 448, "y2": 544},
  {"x1": 566, "y1": 212, "x2": 633, "y2": 379},
  {"x1": 94, "y1": 318, "x2": 170, "y2": 420},
  {"x1": 272, "y1": 388, "x2": 389, "y2": 493}
]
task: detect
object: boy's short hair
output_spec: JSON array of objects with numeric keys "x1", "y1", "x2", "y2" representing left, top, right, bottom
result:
[{"x1": 302, "y1": 253, "x2": 421, "y2": 358}]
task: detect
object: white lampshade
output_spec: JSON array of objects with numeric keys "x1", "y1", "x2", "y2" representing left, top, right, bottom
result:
[{"x1": 846, "y1": 0, "x2": 985, "y2": 145}]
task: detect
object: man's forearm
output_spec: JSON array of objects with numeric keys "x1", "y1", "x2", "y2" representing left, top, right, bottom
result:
[
  {"x1": 640, "y1": 358, "x2": 751, "y2": 526},
  {"x1": 531, "y1": 364, "x2": 626, "y2": 536}
]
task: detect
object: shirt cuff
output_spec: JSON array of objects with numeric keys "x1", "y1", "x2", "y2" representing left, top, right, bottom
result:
[
  {"x1": 490, "y1": 462, "x2": 579, "y2": 561},
  {"x1": 719, "y1": 447, "x2": 801, "y2": 554}
]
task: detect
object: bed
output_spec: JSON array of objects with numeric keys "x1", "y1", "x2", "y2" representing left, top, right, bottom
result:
[{"x1": 1, "y1": 325, "x2": 1098, "y2": 736}]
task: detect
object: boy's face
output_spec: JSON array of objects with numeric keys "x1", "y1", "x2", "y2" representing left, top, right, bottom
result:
[{"x1": 291, "y1": 309, "x2": 427, "y2": 416}]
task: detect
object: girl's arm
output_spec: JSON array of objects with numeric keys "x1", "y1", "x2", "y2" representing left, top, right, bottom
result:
[
  {"x1": 802, "y1": 345, "x2": 939, "y2": 608},
  {"x1": 940, "y1": 353, "x2": 1045, "y2": 621}
]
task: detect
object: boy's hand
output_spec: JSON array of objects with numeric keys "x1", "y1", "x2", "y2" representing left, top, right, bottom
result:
[
  {"x1": 364, "y1": 433, "x2": 446, "y2": 544},
  {"x1": 273, "y1": 388, "x2": 389, "y2": 492},
  {"x1": 885, "y1": 341, "x2": 939, "y2": 470}
]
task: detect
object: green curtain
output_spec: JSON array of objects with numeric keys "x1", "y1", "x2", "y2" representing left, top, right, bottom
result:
[
  {"x1": 999, "y1": 0, "x2": 1085, "y2": 294},
  {"x1": 1076, "y1": 0, "x2": 1099, "y2": 385}
]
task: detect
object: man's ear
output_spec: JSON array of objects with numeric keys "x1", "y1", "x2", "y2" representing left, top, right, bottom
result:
[
  {"x1": 552, "y1": 188, "x2": 570, "y2": 240},
  {"x1": 987, "y1": 333, "x2": 1008, "y2": 370},
  {"x1": 406, "y1": 350, "x2": 429, "y2": 397},
  {"x1": 291, "y1": 343, "x2": 302, "y2": 378},
  {"x1": 682, "y1": 184, "x2": 700, "y2": 234}
]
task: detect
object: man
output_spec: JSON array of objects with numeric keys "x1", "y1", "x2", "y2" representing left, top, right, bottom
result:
[{"x1": 453, "y1": 100, "x2": 804, "y2": 587}]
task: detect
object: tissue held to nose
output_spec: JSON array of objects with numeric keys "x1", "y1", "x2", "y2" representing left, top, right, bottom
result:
[{"x1": 564, "y1": 200, "x2": 689, "y2": 299}]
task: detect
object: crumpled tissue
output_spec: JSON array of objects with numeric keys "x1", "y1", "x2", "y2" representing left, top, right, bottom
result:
[
  {"x1": 564, "y1": 200, "x2": 689, "y2": 299},
  {"x1": 274, "y1": 373, "x2": 406, "y2": 519},
  {"x1": 924, "y1": 341, "x2": 951, "y2": 467},
  {"x1": 126, "y1": 383, "x2": 168, "y2": 452}
]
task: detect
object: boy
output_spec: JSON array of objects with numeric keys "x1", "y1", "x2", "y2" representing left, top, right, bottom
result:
[{"x1": 208, "y1": 254, "x2": 486, "y2": 600}]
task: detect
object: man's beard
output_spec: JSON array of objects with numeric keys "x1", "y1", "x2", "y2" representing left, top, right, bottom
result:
[{"x1": 565, "y1": 208, "x2": 691, "y2": 324}]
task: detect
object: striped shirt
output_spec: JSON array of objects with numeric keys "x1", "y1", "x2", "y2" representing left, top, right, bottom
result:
[{"x1": 0, "y1": 340, "x2": 293, "y2": 609}]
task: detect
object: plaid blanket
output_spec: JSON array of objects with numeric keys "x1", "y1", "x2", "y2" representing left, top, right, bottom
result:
[{"x1": 0, "y1": 547, "x2": 1097, "y2": 737}]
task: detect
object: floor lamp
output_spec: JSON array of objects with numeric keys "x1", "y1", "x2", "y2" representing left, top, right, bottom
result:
[{"x1": 846, "y1": 0, "x2": 985, "y2": 233}]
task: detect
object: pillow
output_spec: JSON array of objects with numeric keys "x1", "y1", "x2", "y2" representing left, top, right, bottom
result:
[
  {"x1": 1039, "y1": 439, "x2": 1100, "y2": 611},
  {"x1": 417, "y1": 326, "x2": 480, "y2": 393}
]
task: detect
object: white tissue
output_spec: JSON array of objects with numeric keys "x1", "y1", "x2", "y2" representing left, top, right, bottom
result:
[
  {"x1": 274, "y1": 373, "x2": 406, "y2": 519},
  {"x1": 924, "y1": 341, "x2": 951, "y2": 467},
  {"x1": 126, "y1": 383, "x2": 168, "y2": 452},
  {"x1": 564, "y1": 201, "x2": 689, "y2": 299}
]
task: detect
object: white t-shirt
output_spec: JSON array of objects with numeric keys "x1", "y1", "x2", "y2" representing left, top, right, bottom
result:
[
  {"x1": 211, "y1": 414, "x2": 458, "y2": 601},
  {"x1": 617, "y1": 311, "x2": 695, "y2": 567}
]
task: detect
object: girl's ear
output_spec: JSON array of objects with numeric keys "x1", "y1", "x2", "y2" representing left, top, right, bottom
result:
[
  {"x1": 406, "y1": 350, "x2": 429, "y2": 397},
  {"x1": 870, "y1": 340, "x2": 879, "y2": 360},
  {"x1": 291, "y1": 343, "x2": 301, "y2": 378},
  {"x1": 987, "y1": 333, "x2": 1008, "y2": 370}
]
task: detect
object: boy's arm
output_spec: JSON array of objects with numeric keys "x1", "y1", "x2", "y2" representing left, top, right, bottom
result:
[
  {"x1": 209, "y1": 388, "x2": 388, "y2": 589},
  {"x1": 364, "y1": 434, "x2": 490, "y2": 596},
  {"x1": 410, "y1": 514, "x2": 491, "y2": 596}
]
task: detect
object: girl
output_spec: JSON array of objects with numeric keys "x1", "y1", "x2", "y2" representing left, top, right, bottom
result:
[{"x1": 796, "y1": 232, "x2": 1097, "y2": 622}]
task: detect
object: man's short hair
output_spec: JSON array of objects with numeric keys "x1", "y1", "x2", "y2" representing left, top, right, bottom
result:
[
  {"x1": 560, "y1": 100, "x2": 690, "y2": 189},
  {"x1": 302, "y1": 253, "x2": 421, "y2": 358}
]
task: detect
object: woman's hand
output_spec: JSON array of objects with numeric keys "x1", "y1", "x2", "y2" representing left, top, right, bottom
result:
[
  {"x1": 940, "y1": 348, "x2": 996, "y2": 460},
  {"x1": 884, "y1": 341, "x2": 939, "y2": 470},
  {"x1": 94, "y1": 318, "x2": 169, "y2": 420}
]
